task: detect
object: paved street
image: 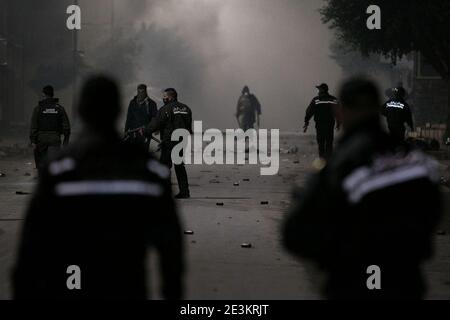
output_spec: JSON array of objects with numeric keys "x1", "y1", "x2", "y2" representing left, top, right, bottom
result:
[{"x1": 1, "y1": 133, "x2": 449, "y2": 299}]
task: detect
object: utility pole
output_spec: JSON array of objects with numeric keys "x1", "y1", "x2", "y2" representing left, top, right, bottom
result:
[{"x1": 72, "y1": 0, "x2": 79, "y2": 120}]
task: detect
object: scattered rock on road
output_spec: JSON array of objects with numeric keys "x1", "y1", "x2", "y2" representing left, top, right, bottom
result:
[{"x1": 241, "y1": 243, "x2": 252, "y2": 248}]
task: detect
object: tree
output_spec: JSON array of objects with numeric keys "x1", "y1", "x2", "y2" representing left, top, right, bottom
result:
[{"x1": 320, "y1": 0, "x2": 450, "y2": 139}]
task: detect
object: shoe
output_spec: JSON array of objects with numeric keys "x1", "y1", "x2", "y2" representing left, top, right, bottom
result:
[{"x1": 175, "y1": 193, "x2": 190, "y2": 199}]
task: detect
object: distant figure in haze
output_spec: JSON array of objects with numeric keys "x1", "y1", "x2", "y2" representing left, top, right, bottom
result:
[
  {"x1": 381, "y1": 86, "x2": 414, "y2": 144},
  {"x1": 303, "y1": 83, "x2": 340, "y2": 160},
  {"x1": 13, "y1": 76, "x2": 184, "y2": 300},
  {"x1": 30, "y1": 85, "x2": 71, "y2": 174},
  {"x1": 124, "y1": 84, "x2": 158, "y2": 152},
  {"x1": 283, "y1": 77, "x2": 441, "y2": 300},
  {"x1": 236, "y1": 85, "x2": 261, "y2": 130}
]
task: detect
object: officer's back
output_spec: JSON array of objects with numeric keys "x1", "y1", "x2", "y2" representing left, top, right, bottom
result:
[
  {"x1": 284, "y1": 78, "x2": 441, "y2": 299},
  {"x1": 13, "y1": 76, "x2": 184, "y2": 300}
]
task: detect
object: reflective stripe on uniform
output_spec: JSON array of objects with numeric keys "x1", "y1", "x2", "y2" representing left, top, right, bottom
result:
[
  {"x1": 344, "y1": 165, "x2": 431, "y2": 204},
  {"x1": 49, "y1": 158, "x2": 76, "y2": 176},
  {"x1": 315, "y1": 100, "x2": 338, "y2": 105},
  {"x1": 55, "y1": 180, "x2": 163, "y2": 197},
  {"x1": 386, "y1": 102, "x2": 405, "y2": 109},
  {"x1": 147, "y1": 159, "x2": 170, "y2": 179},
  {"x1": 342, "y1": 151, "x2": 438, "y2": 204}
]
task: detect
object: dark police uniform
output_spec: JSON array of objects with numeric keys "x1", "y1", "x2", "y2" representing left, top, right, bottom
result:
[
  {"x1": 236, "y1": 93, "x2": 261, "y2": 131},
  {"x1": 381, "y1": 98, "x2": 414, "y2": 144},
  {"x1": 124, "y1": 96, "x2": 157, "y2": 151},
  {"x1": 146, "y1": 101, "x2": 192, "y2": 197},
  {"x1": 305, "y1": 94, "x2": 339, "y2": 159},
  {"x1": 283, "y1": 117, "x2": 441, "y2": 299},
  {"x1": 13, "y1": 133, "x2": 184, "y2": 299},
  {"x1": 30, "y1": 98, "x2": 70, "y2": 172}
]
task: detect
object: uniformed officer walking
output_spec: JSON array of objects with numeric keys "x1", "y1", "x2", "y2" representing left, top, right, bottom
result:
[
  {"x1": 303, "y1": 83, "x2": 339, "y2": 159},
  {"x1": 30, "y1": 85, "x2": 71, "y2": 173},
  {"x1": 13, "y1": 76, "x2": 184, "y2": 299},
  {"x1": 236, "y1": 86, "x2": 262, "y2": 131},
  {"x1": 381, "y1": 86, "x2": 414, "y2": 144},
  {"x1": 284, "y1": 78, "x2": 442, "y2": 300},
  {"x1": 146, "y1": 88, "x2": 192, "y2": 199},
  {"x1": 124, "y1": 84, "x2": 158, "y2": 152}
]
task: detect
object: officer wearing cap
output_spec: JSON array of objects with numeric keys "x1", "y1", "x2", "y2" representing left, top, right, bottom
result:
[
  {"x1": 14, "y1": 76, "x2": 184, "y2": 299},
  {"x1": 303, "y1": 83, "x2": 340, "y2": 159},
  {"x1": 30, "y1": 85, "x2": 71, "y2": 174},
  {"x1": 381, "y1": 86, "x2": 414, "y2": 144},
  {"x1": 284, "y1": 77, "x2": 441, "y2": 299}
]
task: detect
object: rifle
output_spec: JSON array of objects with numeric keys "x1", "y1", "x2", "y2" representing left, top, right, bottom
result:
[{"x1": 123, "y1": 126, "x2": 161, "y2": 144}]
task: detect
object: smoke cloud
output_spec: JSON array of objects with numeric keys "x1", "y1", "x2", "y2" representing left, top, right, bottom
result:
[{"x1": 82, "y1": 0, "x2": 343, "y2": 129}]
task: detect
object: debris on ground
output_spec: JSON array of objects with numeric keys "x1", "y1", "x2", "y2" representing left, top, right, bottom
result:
[
  {"x1": 0, "y1": 173, "x2": 5, "y2": 177},
  {"x1": 288, "y1": 146, "x2": 299, "y2": 154},
  {"x1": 241, "y1": 243, "x2": 252, "y2": 248},
  {"x1": 191, "y1": 240, "x2": 197, "y2": 244},
  {"x1": 293, "y1": 160, "x2": 299, "y2": 164},
  {"x1": 216, "y1": 202, "x2": 224, "y2": 206},
  {"x1": 233, "y1": 182, "x2": 239, "y2": 186},
  {"x1": 243, "y1": 178, "x2": 250, "y2": 182},
  {"x1": 209, "y1": 179, "x2": 220, "y2": 184},
  {"x1": 261, "y1": 201, "x2": 269, "y2": 205},
  {"x1": 184, "y1": 230, "x2": 194, "y2": 235},
  {"x1": 24, "y1": 172, "x2": 31, "y2": 176},
  {"x1": 15, "y1": 191, "x2": 31, "y2": 195}
]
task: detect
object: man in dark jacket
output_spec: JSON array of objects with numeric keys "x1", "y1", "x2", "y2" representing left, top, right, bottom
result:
[
  {"x1": 381, "y1": 87, "x2": 414, "y2": 144},
  {"x1": 304, "y1": 83, "x2": 340, "y2": 159},
  {"x1": 124, "y1": 84, "x2": 158, "y2": 152},
  {"x1": 30, "y1": 85, "x2": 71, "y2": 174},
  {"x1": 236, "y1": 86, "x2": 261, "y2": 131},
  {"x1": 284, "y1": 77, "x2": 441, "y2": 300},
  {"x1": 13, "y1": 76, "x2": 184, "y2": 300},
  {"x1": 145, "y1": 88, "x2": 192, "y2": 199}
]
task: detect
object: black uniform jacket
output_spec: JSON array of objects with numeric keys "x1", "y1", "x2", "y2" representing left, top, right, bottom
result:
[
  {"x1": 305, "y1": 94, "x2": 339, "y2": 127},
  {"x1": 145, "y1": 101, "x2": 192, "y2": 146},
  {"x1": 13, "y1": 132, "x2": 184, "y2": 299},
  {"x1": 30, "y1": 98, "x2": 71, "y2": 145},
  {"x1": 283, "y1": 117, "x2": 441, "y2": 298},
  {"x1": 381, "y1": 98, "x2": 414, "y2": 130}
]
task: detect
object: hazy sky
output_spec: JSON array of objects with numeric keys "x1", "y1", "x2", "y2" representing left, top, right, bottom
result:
[{"x1": 118, "y1": 0, "x2": 343, "y2": 129}]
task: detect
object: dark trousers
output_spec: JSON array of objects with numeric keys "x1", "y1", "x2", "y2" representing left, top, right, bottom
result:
[
  {"x1": 316, "y1": 124, "x2": 334, "y2": 159},
  {"x1": 127, "y1": 134, "x2": 150, "y2": 153},
  {"x1": 160, "y1": 145, "x2": 190, "y2": 195},
  {"x1": 34, "y1": 142, "x2": 61, "y2": 174},
  {"x1": 388, "y1": 125, "x2": 406, "y2": 145}
]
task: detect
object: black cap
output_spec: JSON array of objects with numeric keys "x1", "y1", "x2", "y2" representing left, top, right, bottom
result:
[
  {"x1": 42, "y1": 85, "x2": 54, "y2": 97},
  {"x1": 316, "y1": 83, "x2": 328, "y2": 91}
]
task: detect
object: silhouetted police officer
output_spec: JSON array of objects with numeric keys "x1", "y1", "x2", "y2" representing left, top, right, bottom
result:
[
  {"x1": 145, "y1": 88, "x2": 192, "y2": 199},
  {"x1": 124, "y1": 84, "x2": 157, "y2": 152},
  {"x1": 381, "y1": 87, "x2": 414, "y2": 144},
  {"x1": 30, "y1": 85, "x2": 71, "y2": 173},
  {"x1": 284, "y1": 77, "x2": 441, "y2": 300},
  {"x1": 304, "y1": 83, "x2": 340, "y2": 159},
  {"x1": 13, "y1": 76, "x2": 184, "y2": 299},
  {"x1": 236, "y1": 86, "x2": 262, "y2": 130}
]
